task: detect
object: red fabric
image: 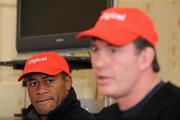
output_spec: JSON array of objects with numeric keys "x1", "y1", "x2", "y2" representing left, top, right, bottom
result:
[
  {"x1": 77, "y1": 7, "x2": 158, "y2": 46},
  {"x1": 18, "y1": 51, "x2": 70, "y2": 81}
]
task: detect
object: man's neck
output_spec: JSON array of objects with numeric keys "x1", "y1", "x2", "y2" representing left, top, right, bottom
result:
[
  {"x1": 116, "y1": 71, "x2": 160, "y2": 111},
  {"x1": 40, "y1": 115, "x2": 48, "y2": 120}
]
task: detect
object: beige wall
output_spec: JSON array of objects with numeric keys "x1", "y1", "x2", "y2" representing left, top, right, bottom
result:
[
  {"x1": 0, "y1": 0, "x2": 180, "y2": 118},
  {"x1": 0, "y1": 0, "x2": 23, "y2": 118},
  {"x1": 118, "y1": 0, "x2": 180, "y2": 85}
]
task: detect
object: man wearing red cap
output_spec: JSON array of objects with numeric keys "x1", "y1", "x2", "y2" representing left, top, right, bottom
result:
[
  {"x1": 77, "y1": 7, "x2": 180, "y2": 119},
  {"x1": 18, "y1": 51, "x2": 95, "y2": 120}
]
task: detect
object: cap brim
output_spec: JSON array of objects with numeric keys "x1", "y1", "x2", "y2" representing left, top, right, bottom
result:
[
  {"x1": 18, "y1": 68, "x2": 63, "y2": 81},
  {"x1": 77, "y1": 25, "x2": 139, "y2": 46}
]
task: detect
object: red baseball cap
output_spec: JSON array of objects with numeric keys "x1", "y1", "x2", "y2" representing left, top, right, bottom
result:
[
  {"x1": 18, "y1": 51, "x2": 70, "y2": 81},
  {"x1": 76, "y1": 7, "x2": 158, "y2": 46}
]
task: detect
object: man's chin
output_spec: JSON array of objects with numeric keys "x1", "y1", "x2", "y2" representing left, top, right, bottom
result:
[
  {"x1": 35, "y1": 103, "x2": 56, "y2": 115},
  {"x1": 36, "y1": 107, "x2": 52, "y2": 115},
  {"x1": 98, "y1": 86, "x2": 113, "y2": 96}
]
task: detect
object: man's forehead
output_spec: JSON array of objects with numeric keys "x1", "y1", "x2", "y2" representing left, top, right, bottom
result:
[
  {"x1": 26, "y1": 73, "x2": 52, "y2": 79},
  {"x1": 91, "y1": 38, "x2": 119, "y2": 47}
]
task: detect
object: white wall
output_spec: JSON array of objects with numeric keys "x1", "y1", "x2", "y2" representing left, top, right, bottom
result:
[{"x1": 0, "y1": 0, "x2": 180, "y2": 118}]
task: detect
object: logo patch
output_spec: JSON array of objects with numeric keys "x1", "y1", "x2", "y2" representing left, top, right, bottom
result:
[
  {"x1": 28, "y1": 56, "x2": 48, "y2": 65},
  {"x1": 100, "y1": 12, "x2": 126, "y2": 21}
]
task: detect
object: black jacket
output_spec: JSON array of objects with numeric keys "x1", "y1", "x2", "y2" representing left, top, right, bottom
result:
[
  {"x1": 97, "y1": 82, "x2": 180, "y2": 120},
  {"x1": 23, "y1": 87, "x2": 96, "y2": 120}
]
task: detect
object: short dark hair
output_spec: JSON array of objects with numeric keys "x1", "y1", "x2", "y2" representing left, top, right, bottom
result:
[
  {"x1": 59, "y1": 71, "x2": 69, "y2": 80},
  {"x1": 133, "y1": 37, "x2": 160, "y2": 72}
]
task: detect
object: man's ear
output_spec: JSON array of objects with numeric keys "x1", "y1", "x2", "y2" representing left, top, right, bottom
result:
[
  {"x1": 139, "y1": 47, "x2": 155, "y2": 71},
  {"x1": 65, "y1": 76, "x2": 72, "y2": 90}
]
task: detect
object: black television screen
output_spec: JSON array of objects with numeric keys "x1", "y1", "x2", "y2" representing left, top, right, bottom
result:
[{"x1": 16, "y1": 0, "x2": 117, "y2": 53}]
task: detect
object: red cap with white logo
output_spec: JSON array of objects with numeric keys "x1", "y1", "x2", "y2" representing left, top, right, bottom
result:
[
  {"x1": 18, "y1": 51, "x2": 70, "y2": 81},
  {"x1": 76, "y1": 7, "x2": 158, "y2": 46}
]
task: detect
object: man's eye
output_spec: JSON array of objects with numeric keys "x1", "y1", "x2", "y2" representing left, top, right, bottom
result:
[
  {"x1": 110, "y1": 48, "x2": 117, "y2": 53},
  {"x1": 45, "y1": 79, "x2": 53, "y2": 85},
  {"x1": 28, "y1": 81, "x2": 38, "y2": 87},
  {"x1": 90, "y1": 46, "x2": 99, "y2": 53},
  {"x1": 107, "y1": 46, "x2": 119, "y2": 54}
]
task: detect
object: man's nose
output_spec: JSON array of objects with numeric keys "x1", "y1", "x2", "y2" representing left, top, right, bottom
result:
[
  {"x1": 37, "y1": 82, "x2": 48, "y2": 95},
  {"x1": 92, "y1": 51, "x2": 109, "y2": 68}
]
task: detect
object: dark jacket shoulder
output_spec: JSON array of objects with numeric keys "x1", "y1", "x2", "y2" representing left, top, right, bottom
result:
[
  {"x1": 96, "y1": 104, "x2": 120, "y2": 120},
  {"x1": 23, "y1": 87, "x2": 96, "y2": 120},
  {"x1": 96, "y1": 82, "x2": 180, "y2": 120}
]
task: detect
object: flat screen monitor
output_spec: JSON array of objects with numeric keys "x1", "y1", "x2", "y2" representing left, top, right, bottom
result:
[{"x1": 16, "y1": 0, "x2": 117, "y2": 53}]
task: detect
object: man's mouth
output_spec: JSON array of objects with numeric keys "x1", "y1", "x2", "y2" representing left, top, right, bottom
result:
[
  {"x1": 36, "y1": 97, "x2": 53, "y2": 104},
  {"x1": 97, "y1": 75, "x2": 111, "y2": 85}
]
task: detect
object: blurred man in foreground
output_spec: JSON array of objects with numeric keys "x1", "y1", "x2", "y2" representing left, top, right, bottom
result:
[{"x1": 77, "y1": 7, "x2": 180, "y2": 119}]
